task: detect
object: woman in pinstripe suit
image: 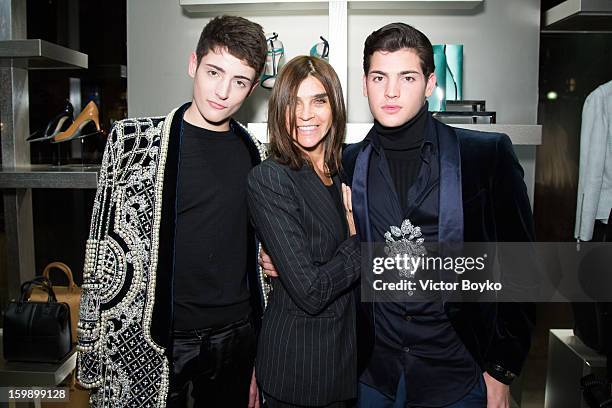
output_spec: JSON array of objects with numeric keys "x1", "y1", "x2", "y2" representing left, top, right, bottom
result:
[{"x1": 247, "y1": 56, "x2": 360, "y2": 407}]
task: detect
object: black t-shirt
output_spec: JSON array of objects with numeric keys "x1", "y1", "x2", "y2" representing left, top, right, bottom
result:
[{"x1": 173, "y1": 120, "x2": 253, "y2": 330}]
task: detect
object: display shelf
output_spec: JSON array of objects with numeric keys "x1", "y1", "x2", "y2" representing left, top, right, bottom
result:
[
  {"x1": 544, "y1": 329, "x2": 607, "y2": 408},
  {"x1": 0, "y1": 39, "x2": 88, "y2": 70},
  {"x1": 179, "y1": 0, "x2": 328, "y2": 13},
  {"x1": 0, "y1": 335, "x2": 77, "y2": 387},
  {"x1": 433, "y1": 111, "x2": 497, "y2": 124},
  {"x1": 180, "y1": 0, "x2": 483, "y2": 13},
  {"x1": 0, "y1": 350, "x2": 76, "y2": 387},
  {"x1": 0, "y1": 165, "x2": 99, "y2": 189},
  {"x1": 349, "y1": 0, "x2": 482, "y2": 10},
  {"x1": 544, "y1": 0, "x2": 612, "y2": 31},
  {"x1": 247, "y1": 123, "x2": 542, "y2": 145}
]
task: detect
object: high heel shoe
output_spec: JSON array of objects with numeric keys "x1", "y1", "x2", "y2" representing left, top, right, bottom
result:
[
  {"x1": 310, "y1": 36, "x2": 329, "y2": 60},
  {"x1": 52, "y1": 101, "x2": 103, "y2": 143},
  {"x1": 27, "y1": 101, "x2": 74, "y2": 142},
  {"x1": 261, "y1": 32, "x2": 284, "y2": 90}
]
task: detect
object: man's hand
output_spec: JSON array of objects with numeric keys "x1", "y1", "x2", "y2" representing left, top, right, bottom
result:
[
  {"x1": 483, "y1": 372, "x2": 510, "y2": 408},
  {"x1": 248, "y1": 368, "x2": 259, "y2": 408},
  {"x1": 259, "y1": 247, "x2": 278, "y2": 278}
]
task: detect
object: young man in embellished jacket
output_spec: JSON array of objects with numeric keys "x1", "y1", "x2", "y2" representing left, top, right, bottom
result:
[
  {"x1": 76, "y1": 16, "x2": 269, "y2": 408},
  {"x1": 261, "y1": 23, "x2": 535, "y2": 408}
]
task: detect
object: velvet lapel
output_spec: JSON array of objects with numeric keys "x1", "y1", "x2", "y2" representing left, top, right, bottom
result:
[
  {"x1": 351, "y1": 132, "x2": 375, "y2": 315},
  {"x1": 150, "y1": 102, "x2": 190, "y2": 350},
  {"x1": 351, "y1": 130, "x2": 375, "y2": 243},
  {"x1": 436, "y1": 120, "x2": 464, "y2": 243},
  {"x1": 292, "y1": 165, "x2": 344, "y2": 242}
]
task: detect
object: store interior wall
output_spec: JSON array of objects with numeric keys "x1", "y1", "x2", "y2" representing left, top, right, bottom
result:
[{"x1": 126, "y1": 0, "x2": 540, "y2": 202}]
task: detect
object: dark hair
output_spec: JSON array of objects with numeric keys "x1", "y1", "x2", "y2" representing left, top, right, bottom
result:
[
  {"x1": 268, "y1": 56, "x2": 346, "y2": 174},
  {"x1": 196, "y1": 16, "x2": 267, "y2": 80},
  {"x1": 363, "y1": 22, "x2": 434, "y2": 77}
]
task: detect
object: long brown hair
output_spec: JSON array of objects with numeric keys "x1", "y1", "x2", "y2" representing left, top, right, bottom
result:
[{"x1": 267, "y1": 56, "x2": 346, "y2": 174}]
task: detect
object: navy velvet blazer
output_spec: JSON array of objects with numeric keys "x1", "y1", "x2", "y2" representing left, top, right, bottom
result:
[{"x1": 343, "y1": 115, "x2": 536, "y2": 384}]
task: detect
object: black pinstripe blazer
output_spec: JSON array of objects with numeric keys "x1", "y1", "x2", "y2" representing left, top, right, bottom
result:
[{"x1": 247, "y1": 158, "x2": 360, "y2": 406}]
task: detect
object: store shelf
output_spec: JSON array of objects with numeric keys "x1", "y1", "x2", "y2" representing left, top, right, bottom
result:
[
  {"x1": 180, "y1": 0, "x2": 482, "y2": 12},
  {"x1": 0, "y1": 165, "x2": 99, "y2": 189},
  {"x1": 544, "y1": 0, "x2": 612, "y2": 31},
  {"x1": 349, "y1": 0, "x2": 482, "y2": 10},
  {"x1": 247, "y1": 123, "x2": 542, "y2": 145},
  {"x1": 180, "y1": 0, "x2": 328, "y2": 13},
  {"x1": 0, "y1": 39, "x2": 88, "y2": 70},
  {"x1": 0, "y1": 343, "x2": 76, "y2": 387}
]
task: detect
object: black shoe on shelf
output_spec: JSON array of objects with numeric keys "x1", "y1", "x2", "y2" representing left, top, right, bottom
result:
[{"x1": 27, "y1": 100, "x2": 74, "y2": 142}]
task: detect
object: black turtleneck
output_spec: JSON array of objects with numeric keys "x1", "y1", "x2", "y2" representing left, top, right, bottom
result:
[{"x1": 375, "y1": 103, "x2": 428, "y2": 212}]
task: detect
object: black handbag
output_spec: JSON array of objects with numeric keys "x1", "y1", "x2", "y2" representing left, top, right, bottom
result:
[{"x1": 3, "y1": 277, "x2": 72, "y2": 362}]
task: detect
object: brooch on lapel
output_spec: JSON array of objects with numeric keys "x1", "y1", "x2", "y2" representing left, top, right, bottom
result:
[{"x1": 384, "y1": 219, "x2": 427, "y2": 278}]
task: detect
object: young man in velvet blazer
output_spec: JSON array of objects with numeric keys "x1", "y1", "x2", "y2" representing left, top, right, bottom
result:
[{"x1": 342, "y1": 23, "x2": 535, "y2": 408}]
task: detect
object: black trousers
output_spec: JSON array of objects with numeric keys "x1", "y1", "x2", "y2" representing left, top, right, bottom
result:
[{"x1": 168, "y1": 316, "x2": 256, "y2": 408}]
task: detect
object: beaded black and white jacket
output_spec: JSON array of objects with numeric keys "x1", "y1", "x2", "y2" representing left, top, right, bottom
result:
[{"x1": 76, "y1": 103, "x2": 269, "y2": 407}]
